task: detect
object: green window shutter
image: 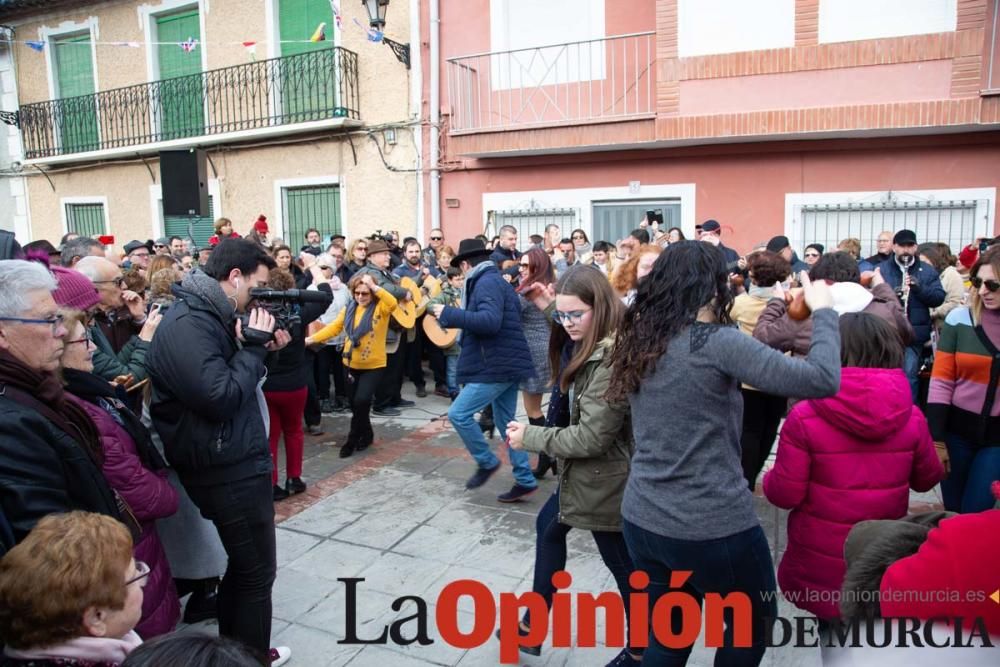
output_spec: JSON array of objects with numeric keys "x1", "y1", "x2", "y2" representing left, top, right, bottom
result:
[
  {"x1": 156, "y1": 9, "x2": 204, "y2": 140},
  {"x1": 278, "y1": 0, "x2": 337, "y2": 121},
  {"x1": 283, "y1": 185, "x2": 341, "y2": 246},
  {"x1": 164, "y1": 196, "x2": 215, "y2": 248},
  {"x1": 54, "y1": 34, "x2": 99, "y2": 152},
  {"x1": 279, "y1": 0, "x2": 334, "y2": 57},
  {"x1": 65, "y1": 203, "x2": 106, "y2": 237}
]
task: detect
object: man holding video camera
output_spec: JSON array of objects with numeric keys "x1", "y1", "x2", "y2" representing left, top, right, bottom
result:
[{"x1": 146, "y1": 238, "x2": 291, "y2": 663}]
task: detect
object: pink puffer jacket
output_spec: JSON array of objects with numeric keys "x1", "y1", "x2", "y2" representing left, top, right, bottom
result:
[
  {"x1": 66, "y1": 394, "x2": 181, "y2": 638},
  {"x1": 763, "y1": 367, "x2": 944, "y2": 619}
]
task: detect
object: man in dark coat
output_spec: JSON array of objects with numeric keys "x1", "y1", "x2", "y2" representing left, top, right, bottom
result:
[
  {"x1": 431, "y1": 239, "x2": 538, "y2": 502},
  {"x1": 877, "y1": 229, "x2": 945, "y2": 400},
  {"x1": 489, "y1": 225, "x2": 521, "y2": 266},
  {"x1": 700, "y1": 219, "x2": 741, "y2": 269},
  {"x1": 146, "y1": 239, "x2": 290, "y2": 659}
]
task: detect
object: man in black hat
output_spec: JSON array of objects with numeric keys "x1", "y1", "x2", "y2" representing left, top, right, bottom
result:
[
  {"x1": 699, "y1": 219, "x2": 740, "y2": 267},
  {"x1": 766, "y1": 235, "x2": 809, "y2": 275},
  {"x1": 123, "y1": 240, "x2": 152, "y2": 274},
  {"x1": 875, "y1": 229, "x2": 945, "y2": 399},
  {"x1": 430, "y1": 239, "x2": 538, "y2": 502}
]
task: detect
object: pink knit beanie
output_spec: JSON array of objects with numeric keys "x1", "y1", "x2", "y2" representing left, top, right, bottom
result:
[{"x1": 51, "y1": 265, "x2": 100, "y2": 311}]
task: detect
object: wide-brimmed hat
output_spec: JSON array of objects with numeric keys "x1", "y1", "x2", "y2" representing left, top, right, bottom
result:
[
  {"x1": 451, "y1": 238, "x2": 491, "y2": 268},
  {"x1": 123, "y1": 239, "x2": 152, "y2": 256},
  {"x1": 366, "y1": 239, "x2": 391, "y2": 256}
]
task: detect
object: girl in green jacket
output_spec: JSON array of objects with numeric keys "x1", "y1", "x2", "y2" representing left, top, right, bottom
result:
[{"x1": 507, "y1": 265, "x2": 641, "y2": 666}]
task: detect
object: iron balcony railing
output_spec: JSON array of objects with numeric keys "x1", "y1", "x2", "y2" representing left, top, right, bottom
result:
[
  {"x1": 446, "y1": 32, "x2": 655, "y2": 133},
  {"x1": 19, "y1": 46, "x2": 360, "y2": 159}
]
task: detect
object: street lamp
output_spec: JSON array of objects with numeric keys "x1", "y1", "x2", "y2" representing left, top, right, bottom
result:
[{"x1": 361, "y1": 0, "x2": 410, "y2": 69}]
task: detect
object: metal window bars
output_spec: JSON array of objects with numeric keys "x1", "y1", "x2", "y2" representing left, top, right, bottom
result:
[
  {"x1": 446, "y1": 32, "x2": 655, "y2": 133},
  {"x1": 18, "y1": 47, "x2": 360, "y2": 159}
]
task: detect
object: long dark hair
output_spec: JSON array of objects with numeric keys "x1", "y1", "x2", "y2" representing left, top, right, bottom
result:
[
  {"x1": 516, "y1": 247, "x2": 554, "y2": 294},
  {"x1": 607, "y1": 241, "x2": 734, "y2": 401},
  {"x1": 839, "y1": 312, "x2": 903, "y2": 369},
  {"x1": 548, "y1": 265, "x2": 622, "y2": 392}
]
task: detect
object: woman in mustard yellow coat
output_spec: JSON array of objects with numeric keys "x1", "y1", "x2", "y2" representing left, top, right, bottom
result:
[{"x1": 306, "y1": 273, "x2": 397, "y2": 458}]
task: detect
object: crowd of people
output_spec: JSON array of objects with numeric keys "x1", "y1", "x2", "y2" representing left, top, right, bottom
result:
[{"x1": 0, "y1": 211, "x2": 997, "y2": 666}]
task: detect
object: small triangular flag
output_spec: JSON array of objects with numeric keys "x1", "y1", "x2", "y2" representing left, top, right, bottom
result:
[
  {"x1": 26, "y1": 41, "x2": 44, "y2": 52},
  {"x1": 242, "y1": 41, "x2": 257, "y2": 60},
  {"x1": 367, "y1": 29, "x2": 384, "y2": 43},
  {"x1": 310, "y1": 22, "x2": 327, "y2": 42},
  {"x1": 180, "y1": 36, "x2": 198, "y2": 52},
  {"x1": 991, "y1": 589, "x2": 999, "y2": 604}
]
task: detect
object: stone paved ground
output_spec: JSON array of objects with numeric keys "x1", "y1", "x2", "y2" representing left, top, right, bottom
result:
[{"x1": 182, "y1": 386, "x2": 944, "y2": 667}]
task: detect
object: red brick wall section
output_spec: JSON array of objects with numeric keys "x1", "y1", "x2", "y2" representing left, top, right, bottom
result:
[
  {"x1": 795, "y1": 0, "x2": 819, "y2": 47},
  {"x1": 656, "y1": 0, "x2": 679, "y2": 115}
]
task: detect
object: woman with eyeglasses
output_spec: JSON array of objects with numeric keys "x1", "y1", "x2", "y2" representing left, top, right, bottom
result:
[
  {"x1": 306, "y1": 273, "x2": 398, "y2": 458},
  {"x1": 513, "y1": 249, "x2": 556, "y2": 475},
  {"x1": 59, "y1": 308, "x2": 180, "y2": 638},
  {"x1": 506, "y1": 266, "x2": 641, "y2": 665},
  {"x1": 570, "y1": 229, "x2": 592, "y2": 260},
  {"x1": 803, "y1": 243, "x2": 824, "y2": 267},
  {"x1": 0, "y1": 512, "x2": 146, "y2": 665},
  {"x1": 928, "y1": 245, "x2": 1000, "y2": 513},
  {"x1": 345, "y1": 239, "x2": 368, "y2": 280},
  {"x1": 607, "y1": 241, "x2": 840, "y2": 665}
]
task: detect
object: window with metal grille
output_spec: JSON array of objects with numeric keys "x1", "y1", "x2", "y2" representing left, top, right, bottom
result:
[
  {"x1": 282, "y1": 185, "x2": 342, "y2": 245},
  {"x1": 794, "y1": 199, "x2": 992, "y2": 259},
  {"x1": 163, "y1": 197, "x2": 214, "y2": 248},
  {"x1": 65, "y1": 203, "x2": 106, "y2": 237},
  {"x1": 491, "y1": 207, "x2": 578, "y2": 250}
]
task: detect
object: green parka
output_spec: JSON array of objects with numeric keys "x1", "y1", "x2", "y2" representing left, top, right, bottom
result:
[{"x1": 521, "y1": 339, "x2": 632, "y2": 532}]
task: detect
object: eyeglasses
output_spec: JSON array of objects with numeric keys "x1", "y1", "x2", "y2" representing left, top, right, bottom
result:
[
  {"x1": 518, "y1": 263, "x2": 530, "y2": 269},
  {"x1": 971, "y1": 276, "x2": 1000, "y2": 292},
  {"x1": 92, "y1": 276, "x2": 126, "y2": 288},
  {"x1": 430, "y1": 236, "x2": 443, "y2": 241},
  {"x1": 125, "y1": 560, "x2": 151, "y2": 588},
  {"x1": 356, "y1": 247, "x2": 368, "y2": 252},
  {"x1": 0, "y1": 313, "x2": 65, "y2": 335},
  {"x1": 154, "y1": 244, "x2": 167, "y2": 249},
  {"x1": 551, "y1": 308, "x2": 590, "y2": 325},
  {"x1": 804, "y1": 253, "x2": 820, "y2": 258},
  {"x1": 354, "y1": 290, "x2": 371, "y2": 297},
  {"x1": 572, "y1": 235, "x2": 585, "y2": 241},
  {"x1": 65, "y1": 329, "x2": 94, "y2": 346}
]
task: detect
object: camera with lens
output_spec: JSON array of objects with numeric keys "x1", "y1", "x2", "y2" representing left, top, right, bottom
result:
[{"x1": 238, "y1": 288, "x2": 332, "y2": 345}]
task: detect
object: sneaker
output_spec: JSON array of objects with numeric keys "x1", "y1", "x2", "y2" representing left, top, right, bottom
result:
[
  {"x1": 306, "y1": 423, "x2": 324, "y2": 436},
  {"x1": 605, "y1": 648, "x2": 643, "y2": 666},
  {"x1": 269, "y1": 647, "x2": 291, "y2": 667},
  {"x1": 286, "y1": 477, "x2": 307, "y2": 495},
  {"x1": 319, "y1": 399, "x2": 335, "y2": 413},
  {"x1": 434, "y1": 385, "x2": 451, "y2": 398},
  {"x1": 391, "y1": 398, "x2": 416, "y2": 408},
  {"x1": 273, "y1": 485, "x2": 290, "y2": 501},
  {"x1": 494, "y1": 627, "x2": 541, "y2": 657},
  {"x1": 497, "y1": 484, "x2": 537, "y2": 503},
  {"x1": 415, "y1": 386, "x2": 428, "y2": 398},
  {"x1": 372, "y1": 406, "x2": 401, "y2": 416},
  {"x1": 465, "y1": 464, "x2": 500, "y2": 489}
]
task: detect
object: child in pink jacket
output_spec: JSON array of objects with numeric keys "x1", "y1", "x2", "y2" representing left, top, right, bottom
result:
[{"x1": 763, "y1": 311, "x2": 944, "y2": 622}]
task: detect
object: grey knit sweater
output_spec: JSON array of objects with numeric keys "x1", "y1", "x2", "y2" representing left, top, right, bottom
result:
[{"x1": 624, "y1": 308, "x2": 841, "y2": 540}]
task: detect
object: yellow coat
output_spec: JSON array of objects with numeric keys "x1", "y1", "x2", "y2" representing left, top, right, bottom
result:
[{"x1": 308, "y1": 288, "x2": 398, "y2": 370}]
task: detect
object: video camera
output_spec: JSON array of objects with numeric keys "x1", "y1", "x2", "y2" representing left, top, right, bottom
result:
[{"x1": 238, "y1": 288, "x2": 332, "y2": 344}]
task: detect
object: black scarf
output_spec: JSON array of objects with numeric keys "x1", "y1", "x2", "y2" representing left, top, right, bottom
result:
[{"x1": 62, "y1": 368, "x2": 167, "y2": 472}]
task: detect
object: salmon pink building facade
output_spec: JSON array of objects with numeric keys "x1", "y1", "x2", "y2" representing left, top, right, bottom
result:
[{"x1": 422, "y1": 0, "x2": 1000, "y2": 258}]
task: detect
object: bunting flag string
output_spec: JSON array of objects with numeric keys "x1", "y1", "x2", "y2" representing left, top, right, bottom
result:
[{"x1": 309, "y1": 22, "x2": 327, "y2": 43}]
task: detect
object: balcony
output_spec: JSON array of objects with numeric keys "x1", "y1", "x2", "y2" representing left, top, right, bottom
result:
[
  {"x1": 19, "y1": 47, "x2": 360, "y2": 160},
  {"x1": 446, "y1": 32, "x2": 655, "y2": 134}
]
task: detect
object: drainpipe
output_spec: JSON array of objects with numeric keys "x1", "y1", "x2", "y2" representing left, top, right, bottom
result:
[
  {"x1": 410, "y1": 0, "x2": 424, "y2": 242},
  {"x1": 429, "y1": 0, "x2": 440, "y2": 234}
]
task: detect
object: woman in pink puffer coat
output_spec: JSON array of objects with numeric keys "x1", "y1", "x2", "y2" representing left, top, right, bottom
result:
[{"x1": 763, "y1": 312, "x2": 944, "y2": 621}]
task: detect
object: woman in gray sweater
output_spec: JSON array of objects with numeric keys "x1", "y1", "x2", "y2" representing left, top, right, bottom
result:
[{"x1": 606, "y1": 241, "x2": 840, "y2": 666}]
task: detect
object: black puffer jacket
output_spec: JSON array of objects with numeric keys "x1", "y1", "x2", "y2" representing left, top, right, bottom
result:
[
  {"x1": 877, "y1": 258, "x2": 946, "y2": 347},
  {"x1": 262, "y1": 284, "x2": 330, "y2": 392},
  {"x1": 146, "y1": 274, "x2": 272, "y2": 486}
]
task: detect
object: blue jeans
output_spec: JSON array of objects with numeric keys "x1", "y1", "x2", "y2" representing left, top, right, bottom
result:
[
  {"x1": 903, "y1": 344, "x2": 922, "y2": 402},
  {"x1": 445, "y1": 355, "x2": 459, "y2": 396},
  {"x1": 942, "y1": 433, "x2": 1000, "y2": 513},
  {"x1": 622, "y1": 519, "x2": 777, "y2": 667},
  {"x1": 448, "y1": 381, "x2": 536, "y2": 488},
  {"x1": 525, "y1": 491, "x2": 640, "y2": 652}
]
